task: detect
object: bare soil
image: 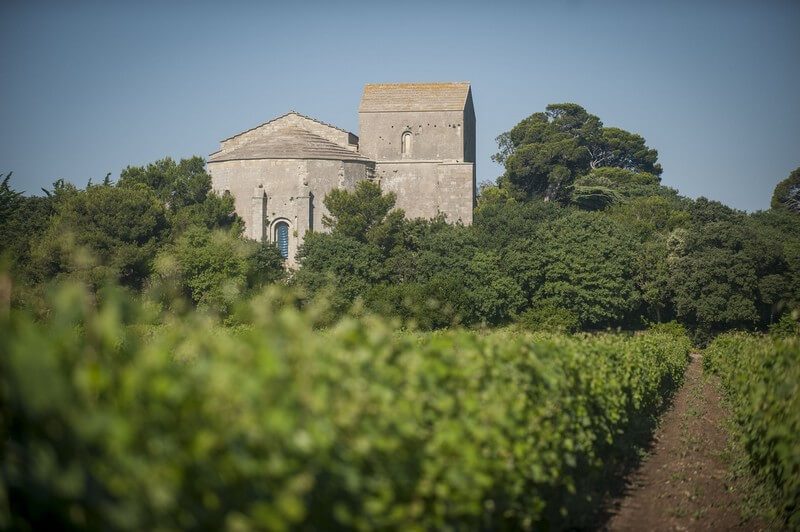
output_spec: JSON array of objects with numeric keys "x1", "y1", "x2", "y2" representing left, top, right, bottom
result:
[{"x1": 603, "y1": 353, "x2": 764, "y2": 531}]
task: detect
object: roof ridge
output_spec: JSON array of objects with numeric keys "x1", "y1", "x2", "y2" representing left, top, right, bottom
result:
[
  {"x1": 219, "y1": 111, "x2": 354, "y2": 143},
  {"x1": 241, "y1": 124, "x2": 344, "y2": 146},
  {"x1": 286, "y1": 111, "x2": 353, "y2": 136}
]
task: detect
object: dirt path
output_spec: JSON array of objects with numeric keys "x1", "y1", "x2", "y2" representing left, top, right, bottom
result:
[{"x1": 604, "y1": 353, "x2": 763, "y2": 531}]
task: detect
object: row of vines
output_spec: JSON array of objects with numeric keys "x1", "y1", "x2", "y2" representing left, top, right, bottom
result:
[
  {"x1": 705, "y1": 333, "x2": 800, "y2": 528},
  {"x1": 2, "y1": 285, "x2": 690, "y2": 531}
]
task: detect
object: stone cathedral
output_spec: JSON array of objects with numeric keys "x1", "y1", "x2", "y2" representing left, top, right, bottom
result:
[{"x1": 207, "y1": 82, "x2": 476, "y2": 264}]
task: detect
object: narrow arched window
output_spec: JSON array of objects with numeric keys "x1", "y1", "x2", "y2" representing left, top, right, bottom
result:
[
  {"x1": 275, "y1": 221, "x2": 289, "y2": 259},
  {"x1": 401, "y1": 131, "x2": 412, "y2": 157}
]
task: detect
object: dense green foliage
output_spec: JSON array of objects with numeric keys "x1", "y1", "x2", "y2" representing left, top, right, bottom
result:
[
  {"x1": 284, "y1": 105, "x2": 799, "y2": 339},
  {"x1": 492, "y1": 103, "x2": 661, "y2": 203},
  {"x1": 704, "y1": 327, "x2": 800, "y2": 528},
  {"x1": 1, "y1": 158, "x2": 282, "y2": 304},
  {"x1": 155, "y1": 227, "x2": 255, "y2": 312},
  {"x1": 2, "y1": 105, "x2": 798, "y2": 338},
  {"x1": 292, "y1": 176, "x2": 799, "y2": 339},
  {"x1": 521, "y1": 211, "x2": 639, "y2": 327},
  {"x1": 1, "y1": 284, "x2": 690, "y2": 530},
  {"x1": 771, "y1": 167, "x2": 800, "y2": 213},
  {"x1": 33, "y1": 183, "x2": 169, "y2": 289}
]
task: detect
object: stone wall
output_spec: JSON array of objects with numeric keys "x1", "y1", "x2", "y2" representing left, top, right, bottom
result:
[
  {"x1": 376, "y1": 161, "x2": 474, "y2": 224},
  {"x1": 359, "y1": 110, "x2": 467, "y2": 162},
  {"x1": 208, "y1": 157, "x2": 371, "y2": 264}
]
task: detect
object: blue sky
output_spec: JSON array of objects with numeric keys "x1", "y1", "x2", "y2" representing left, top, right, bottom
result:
[{"x1": 1, "y1": 0, "x2": 798, "y2": 211}]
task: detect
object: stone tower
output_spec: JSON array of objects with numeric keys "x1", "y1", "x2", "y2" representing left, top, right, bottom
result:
[{"x1": 358, "y1": 82, "x2": 476, "y2": 224}]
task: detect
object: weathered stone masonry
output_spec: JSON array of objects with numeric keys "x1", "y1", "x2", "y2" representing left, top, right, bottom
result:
[{"x1": 207, "y1": 82, "x2": 476, "y2": 265}]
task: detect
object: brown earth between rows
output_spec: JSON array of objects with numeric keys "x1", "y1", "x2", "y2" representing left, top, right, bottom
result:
[{"x1": 603, "y1": 353, "x2": 765, "y2": 531}]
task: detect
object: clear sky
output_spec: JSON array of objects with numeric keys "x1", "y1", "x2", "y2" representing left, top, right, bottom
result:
[{"x1": 1, "y1": 0, "x2": 798, "y2": 211}]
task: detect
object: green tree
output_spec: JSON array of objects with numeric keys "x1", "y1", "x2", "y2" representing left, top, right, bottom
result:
[
  {"x1": 155, "y1": 227, "x2": 252, "y2": 312},
  {"x1": 0, "y1": 177, "x2": 69, "y2": 283},
  {"x1": 0, "y1": 173, "x2": 26, "y2": 266},
  {"x1": 526, "y1": 211, "x2": 641, "y2": 328},
  {"x1": 119, "y1": 156, "x2": 242, "y2": 236},
  {"x1": 687, "y1": 197, "x2": 741, "y2": 225},
  {"x1": 473, "y1": 189, "x2": 566, "y2": 248},
  {"x1": 503, "y1": 132, "x2": 589, "y2": 202},
  {"x1": 33, "y1": 184, "x2": 168, "y2": 288},
  {"x1": 570, "y1": 175, "x2": 622, "y2": 211},
  {"x1": 606, "y1": 195, "x2": 690, "y2": 239},
  {"x1": 635, "y1": 235, "x2": 674, "y2": 323},
  {"x1": 119, "y1": 156, "x2": 210, "y2": 210},
  {"x1": 322, "y1": 180, "x2": 403, "y2": 243},
  {"x1": 668, "y1": 218, "x2": 781, "y2": 336},
  {"x1": 248, "y1": 241, "x2": 287, "y2": 288},
  {"x1": 0, "y1": 172, "x2": 22, "y2": 228},
  {"x1": 406, "y1": 224, "x2": 527, "y2": 326},
  {"x1": 495, "y1": 104, "x2": 662, "y2": 203},
  {"x1": 167, "y1": 190, "x2": 243, "y2": 236},
  {"x1": 294, "y1": 231, "x2": 385, "y2": 318},
  {"x1": 590, "y1": 127, "x2": 662, "y2": 175},
  {"x1": 461, "y1": 250, "x2": 525, "y2": 324},
  {"x1": 771, "y1": 167, "x2": 800, "y2": 213},
  {"x1": 750, "y1": 209, "x2": 800, "y2": 319}
]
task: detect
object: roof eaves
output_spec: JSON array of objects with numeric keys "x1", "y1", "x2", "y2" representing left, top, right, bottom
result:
[{"x1": 210, "y1": 126, "x2": 373, "y2": 163}]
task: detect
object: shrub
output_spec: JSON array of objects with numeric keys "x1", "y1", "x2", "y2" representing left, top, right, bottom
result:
[
  {"x1": 768, "y1": 311, "x2": 800, "y2": 338},
  {"x1": 154, "y1": 227, "x2": 252, "y2": 313},
  {"x1": 646, "y1": 320, "x2": 688, "y2": 338},
  {"x1": 518, "y1": 303, "x2": 580, "y2": 333},
  {"x1": 705, "y1": 333, "x2": 800, "y2": 527},
  {"x1": 1, "y1": 284, "x2": 690, "y2": 530}
]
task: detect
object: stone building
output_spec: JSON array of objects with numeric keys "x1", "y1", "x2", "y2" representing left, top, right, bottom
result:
[{"x1": 207, "y1": 82, "x2": 475, "y2": 264}]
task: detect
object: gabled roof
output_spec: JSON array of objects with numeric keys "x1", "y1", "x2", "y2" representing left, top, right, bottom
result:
[
  {"x1": 219, "y1": 110, "x2": 356, "y2": 143},
  {"x1": 359, "y1": 82, "x2": 471, "y2": 113},
  {"x1": 208, "y1": 126, "x2": 372, "y2": 163}
]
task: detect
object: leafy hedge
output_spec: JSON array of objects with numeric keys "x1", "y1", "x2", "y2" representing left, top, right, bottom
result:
[
  {"x1": 705, "y1": 333, "x2": 800, "y2": 528},
  {"x1": 1, "y1": 285, "x2": 689, "y2": 530}
]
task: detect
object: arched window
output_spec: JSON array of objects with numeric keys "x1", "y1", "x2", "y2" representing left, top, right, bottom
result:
[
  {"x1": 401, "y1": 131, "x2": 412, "y2": 157},
  {"x1": 274, "y1": 221, "x2": 289, "y2": 259}
]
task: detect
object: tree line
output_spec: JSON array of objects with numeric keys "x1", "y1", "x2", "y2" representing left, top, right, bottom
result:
[{"x1": 1, "y1": 103, "x2": 798, "y2": 341}]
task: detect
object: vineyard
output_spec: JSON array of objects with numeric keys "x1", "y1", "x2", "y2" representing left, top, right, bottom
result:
[
  {"x1": 705, "y1": 332, "x2": 800, "y2": 528},
  {"x1": 3, "y1": 4, "x2": 800, "y2": 529},
  {"x1": 1, "y1": 284, "x2": 691, "y2": 530}
]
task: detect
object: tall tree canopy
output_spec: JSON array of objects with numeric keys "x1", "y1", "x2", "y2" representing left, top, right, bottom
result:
[
  {"x1": 33, "y1": 183, "x2": 168, "y2": 288},
  {"x1": 771, "y1": 167, "x2": 800, "y2": 213},
  {"x1": 322, "y1": 180, "x2": 404, "y2": 244},
  {"x1": 523, "y1": 211, "x2": 640, "y2": 328},
  {"x1": 118, "y1": 156, "x2": 210, "y2": 211},
  {"x1": 495, "y1": 103, "x2": 661, "y2": 203},
  {"x1": 119, "y1": 156, "x2": 241, "y2": 236}
]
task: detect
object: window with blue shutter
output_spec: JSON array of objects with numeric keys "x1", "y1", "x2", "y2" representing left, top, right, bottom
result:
[{"x1": 275, "y1": 222, "x2": 289, "y2": 259}]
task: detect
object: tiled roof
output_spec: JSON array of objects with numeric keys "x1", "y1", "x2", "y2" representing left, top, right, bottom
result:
[
  {"x1": 219, "y1": 111, "x2": 355, "y2": 143},
  {"x1": 208, "y1": 126, "x2": 372, "y2": 163},
  {"x1": 359, "y1": 82, "x2": 471, "y2": 112}
]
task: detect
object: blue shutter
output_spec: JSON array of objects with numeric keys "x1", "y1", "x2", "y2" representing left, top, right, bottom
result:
[{"x1": 276, "y1": 222, "x2": 289, "y2": 259}]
